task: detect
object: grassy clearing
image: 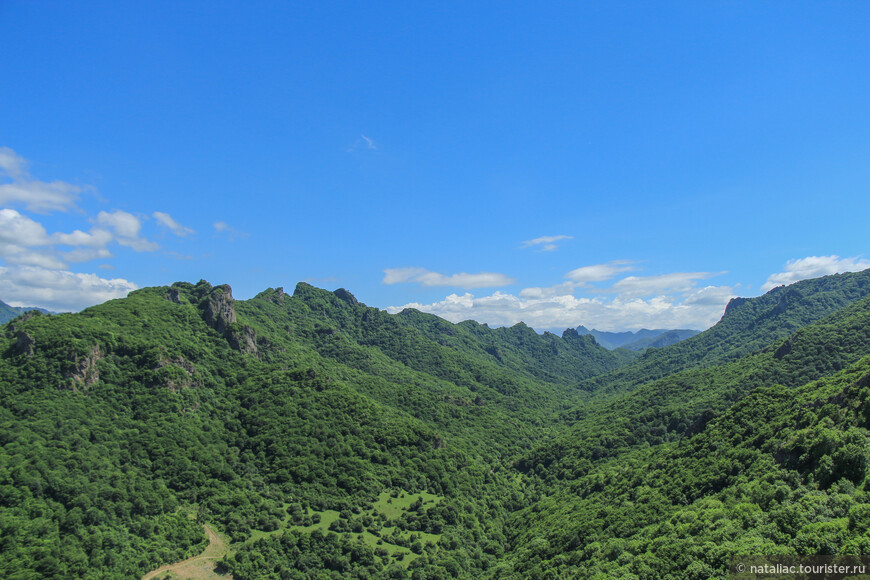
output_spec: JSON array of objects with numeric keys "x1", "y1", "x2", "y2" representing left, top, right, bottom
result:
[
  {"x1": 241, "y1": 489, "x2": 444, "y2": 569},
  {"x1": 372, "y1": 489, "x2": 441, "y2": 519}
]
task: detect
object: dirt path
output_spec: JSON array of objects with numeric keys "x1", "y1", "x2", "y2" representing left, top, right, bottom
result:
[{"x1": 142, "y1": 524, "x2": 232, "y2": 580}]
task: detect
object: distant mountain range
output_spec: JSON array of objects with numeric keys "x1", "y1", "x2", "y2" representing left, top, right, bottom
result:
[
  {"x1": 574, "y1": 325, "x2": 700, "y2": 350},
  {"x1": 0, "y1": 299, "x2": 53, "y2": 324}
]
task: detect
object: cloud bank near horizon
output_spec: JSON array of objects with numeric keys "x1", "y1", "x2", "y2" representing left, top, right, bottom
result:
[{"x1": 386, "y1": 256, "x2": 870, "y2": 332}]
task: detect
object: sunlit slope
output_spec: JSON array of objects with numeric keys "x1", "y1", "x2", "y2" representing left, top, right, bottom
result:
[
  {"x1": 576, "y1": 269, "x2": 870, "y2": 398},
  {"x1": 237, "y1": 283, "x2": 625, "y2": 450},
  {"x1": 503, "y1": 356, "x2": 870, "y2": 578},
  {"x1": 0, "y1": 279, "x2": 624, "y2": 578}
]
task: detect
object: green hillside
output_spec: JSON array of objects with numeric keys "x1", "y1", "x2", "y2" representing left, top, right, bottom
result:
[
  {"x1": 520, "y1": 292, "x2": 870, "y2": 481},
  {"x1": 1, "y1": 271, "x2": 870, "y2": 578},
  {"x1": 0, "y1": 279, "x2": 619, "y2": 578},
  {"x1": 503, "y1": 356, "x2": 870, "y2": 577}
]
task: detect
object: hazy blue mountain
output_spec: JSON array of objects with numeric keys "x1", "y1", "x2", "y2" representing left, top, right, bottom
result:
[
  {"x1": 574, "y1": 325, "x2": 699, "y2": 350},
  {"x1": 0, "y1": 299, "x2": 52, "y2": 325},
  {"x1": 622, "y1": 328, "x2": 701, "y2": 350}
]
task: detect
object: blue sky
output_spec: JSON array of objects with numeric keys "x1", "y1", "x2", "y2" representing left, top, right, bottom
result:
[{"x1": 1, "y1": 1, "x2": 868, "y2": 331}]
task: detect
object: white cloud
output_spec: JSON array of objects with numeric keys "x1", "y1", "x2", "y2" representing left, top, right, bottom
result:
[
  {"x1": 681, "y1": 285, "x2": 738, "y2": 307},
  {"x1": 52, "y1": 228, "x2": 114, "y2": 248},
  {"x1": 62, "y1": 248, "x2": 114, "y2": 263},
  {"x1": 383, "y1": 267, "x2": 515, "y2": 289},
  {"x1": 0, "y1": 208, "x2": 52, "y2": 246},
  {"x1": 566, "y1": 260, "x2": 636, "y2": 284},
  {"x1": 0, "y1": 245, "x2": 67, "y2": 269},
  {"x1": 96, "y1": 210, "x2": 159, "y2": 252},
  {"x1": 387, "y1": 262, "x2": 735, "y2": 331},
  {"x1": 96, "y1": 210, "x2": 142, "y2": 239},
  {"x1": 0, "y1": 265, "x2": 137, "y2": 312},
  {"x1": 762, "y1": 255, "x2": 870, "y2": 291},
  {"x1": 0, "y1": 208, "x2": 157, "y2": 269},
  {"x1": 518, "y1": 281, "x2": 576, "y2": 299},
  {"x1": 0, "y1": 209, "x2": 65, "y2": 268},
  {"x1": 382, "y1": 267, "x2": 428, "y2": 285},
  {"x1": 521, "y1": 234, "x2": 573, "y2": 252},
  {"x1": 608, "y1": 271, "x2": 723, "y2": 298},
  {"x1": 153, "y1": 211, "x2": 195, "y2": 237},
  {"x1": 0, "y1": 147, "x2": 83, "y2": 212}
]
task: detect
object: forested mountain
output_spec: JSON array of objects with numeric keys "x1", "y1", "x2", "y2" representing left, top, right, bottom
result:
[{"x1": 2, "y1": 271, "x2": 870, "y2": 578}]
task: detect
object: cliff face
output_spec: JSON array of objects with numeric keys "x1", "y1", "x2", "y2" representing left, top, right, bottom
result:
[
  {"x1": 202, "y1": 284, "x2": 238, "y2": 335},
  {"x1": 177, "y1": 281, "x2": 259, "y2": 357}
]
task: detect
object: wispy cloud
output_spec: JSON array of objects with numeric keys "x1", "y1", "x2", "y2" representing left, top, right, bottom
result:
[
  {"x1": 762, "y1": 255, "x2": 870, "y2": 291},
  {"x1": 0, "y1": 147, "x2": 84, "y2": 212},
  {"x1": 96, "y1": 210, "x2": 159, "y2": 252},
  {"x1": 213, "y1": 221, "x2": 248, "y2": 241},
  {"x1": 521, "y1": 234, "x2": 573, "y2": 252},
  {"x1": 566, "y1": 260, "x2": 637, "y2": 284},
  {"x1": 607, "y1": 271, "x2": 724, "y2": 298},
  {"x1": 347, "y1": 134, "x2": 379, "y2": 152},
  {"x1": 153, "y1": 211, "x2": 195, "y2": 237},
  {"x1": 383, "y1": 267, "x2": 515, "y2": 289}
]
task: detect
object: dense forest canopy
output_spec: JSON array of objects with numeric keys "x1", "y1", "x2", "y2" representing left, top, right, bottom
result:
[{"x1": 2, "y1": 270, "x2": 870, "y2": 578}]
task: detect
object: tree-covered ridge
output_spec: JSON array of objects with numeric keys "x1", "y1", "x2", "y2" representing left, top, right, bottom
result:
[
  {"x1": 576, "y1": 269, "x2": 870, "y2": 398},
  {"x1": 392, "y1": 307, "x2": 623, "y2": 384},
  {"x1": 236, "y1": 283, "x2": 626, "y2": 456}
]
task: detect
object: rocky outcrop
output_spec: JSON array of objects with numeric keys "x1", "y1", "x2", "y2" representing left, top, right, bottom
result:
[
  {"x1": 227, "y1": 324, "x2": 259, "y2": 356},
  {"x1": 333, "y1": 288, "x2": 359, "y2": 306},
  {"x1": 154, "y1": 355, "x2": 198, "y2": 391},
  {"x1": 167, "y1": 287, "x2": 183, "y2": 304},
  {"x1": 197, "y1": 283, "x2": 258, "y2": 357},
  {"x1": 14, "y1": 330, "x2": 35, "y2": 356},
  {"x1": 65, "y1": 345, "x2": 103, "y2": 389},
  {"x1": 561, "y1": 328, "x2": 580, "y2": 340},
  {"x1": 203, "y1": 284, "x2": 237, "y2": 335}
]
